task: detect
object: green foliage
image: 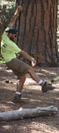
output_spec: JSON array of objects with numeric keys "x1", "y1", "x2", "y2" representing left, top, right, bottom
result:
[
  {"x1": 0, "y1": 0, "x2": 15, "y2": 54},
  {"x1": 5, "y1": 6, "x2": 15, "y2": 28},
  {"x1": 58, "y1": 0, "x2": 59, "y2": 3},
  {"x1": 0, "y1": 0, "x2": 15, "y2": 28}
]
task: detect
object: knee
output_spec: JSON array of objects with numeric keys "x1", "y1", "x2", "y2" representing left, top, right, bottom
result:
[
  {"x1": 28, "y1": 67, "x2": 33, "y2": 73},
  {"x1": 20, "y1": 75, "x2": 26, "y2": 82}
]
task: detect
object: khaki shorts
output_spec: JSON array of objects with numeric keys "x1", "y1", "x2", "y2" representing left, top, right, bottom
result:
[{"x1": 6, "y1": 58, "x2": 30, "y2": 77}]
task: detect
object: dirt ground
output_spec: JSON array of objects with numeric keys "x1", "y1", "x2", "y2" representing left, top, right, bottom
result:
[{"x1": 0, "y1": 64, "x2": 59, "y2": 133}]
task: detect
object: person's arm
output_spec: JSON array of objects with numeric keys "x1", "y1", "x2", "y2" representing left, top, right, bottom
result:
[
  {"x1": 20, "y1": 50, "x2": 36, "y2": 67},
  {"x1": 8, "y1": 5, "x2": 23, "y2": 28}
]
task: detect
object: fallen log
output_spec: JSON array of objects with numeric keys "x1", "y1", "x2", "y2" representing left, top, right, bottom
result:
[{"x1": 0, "y1": 105, "x2": 58, "y2": 121}]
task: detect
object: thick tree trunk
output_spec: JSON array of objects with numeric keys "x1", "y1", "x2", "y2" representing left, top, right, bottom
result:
[
  {"x1": 16, "y1": 0, "x2": 58, "y2": 66},
  {"x1": 0, "y1": 106, "x2": 58, "y2": 121},
  {"x1": 0, "y1": 5, "x2": 6, "y2": 56},
  {"x1": 0, "y1": 5, "x2": 6, "y2": 45}
]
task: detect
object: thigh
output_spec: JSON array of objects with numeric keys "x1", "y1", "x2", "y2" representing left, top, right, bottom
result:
[{"x1": 6, "y1": 58, "x2": 30, "y2": 76}]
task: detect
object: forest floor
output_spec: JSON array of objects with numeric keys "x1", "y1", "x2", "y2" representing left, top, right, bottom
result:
[{"x1": 0, "y1": 64, "x2": 59, "y2": 133}]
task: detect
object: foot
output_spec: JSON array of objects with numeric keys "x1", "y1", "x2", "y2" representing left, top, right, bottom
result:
[
  {"x1": 42, "y1": 82, "x2": 55, "y2": 92},
  {"x1": 12, "y1": 94, "x2": 22, "y2": 103}
]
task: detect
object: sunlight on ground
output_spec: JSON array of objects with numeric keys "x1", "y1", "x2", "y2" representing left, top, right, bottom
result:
[{"x1": 42, "y1": 69, "x2": 57, "y2": 75}]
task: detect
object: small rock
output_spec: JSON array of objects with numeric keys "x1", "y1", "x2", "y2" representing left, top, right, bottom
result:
[{"x1": 5, "y1": 79, "x2": 9, "y2": 83}]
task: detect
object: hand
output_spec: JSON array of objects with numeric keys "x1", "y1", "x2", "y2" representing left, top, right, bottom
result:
[
  {"x1": 31, "y1": 58, "x2": 36, "y2": 67},
  {"x1": 17, "y1": 5, "x2": 23, "y2": 12}
]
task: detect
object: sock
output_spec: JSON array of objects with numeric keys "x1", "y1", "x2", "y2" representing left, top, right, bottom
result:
[
  {"x1": 16, "y1": 92, "x2": 22, "y2": 95},
  {"x1": 38, "y1": 80, "x2": 44, "y2": 86}
]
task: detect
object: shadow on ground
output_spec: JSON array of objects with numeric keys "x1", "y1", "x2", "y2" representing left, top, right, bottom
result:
[{"x1": 0, "y1": 65, "x2": 59, "y2": 133}]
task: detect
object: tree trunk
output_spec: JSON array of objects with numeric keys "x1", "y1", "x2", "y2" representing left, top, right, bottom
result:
[
  {"x1": 16, "y1": 0, "x2": 58, "y2": 66},
  {"x1": 0, "y1": 106, "x2": 58, "y2": 121},
  {"x1": 0, "y1": 5, "x2": 6, "y2": 54}
]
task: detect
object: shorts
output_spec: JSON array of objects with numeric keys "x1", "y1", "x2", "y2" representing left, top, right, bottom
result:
[{"x1": 6, "y1": 58, "x2": 30, "y2": 77}]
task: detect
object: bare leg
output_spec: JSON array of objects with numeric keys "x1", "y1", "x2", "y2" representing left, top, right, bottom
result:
[
  {"x1": 13, "y1": 75, "x2": 26, "y2": 103},
  {"x1": 27, "y1": 67, "x2": 54, "y2": 92},
  {"x1": 17, "y1": 75, "x2": 26, "y2": 92},
  {"x1": 28, "y1": 67, "x2": 40, "y2": 83},
  {"x1": 13, "y1": 67, "x2": 54, "y2": 103}
]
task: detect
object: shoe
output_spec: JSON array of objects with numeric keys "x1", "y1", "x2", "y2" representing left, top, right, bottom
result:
[
  {"x1": 12, "y1": 94, "x2": 21, "y2": 103},
  {"x1": 42, "y1": 82, "x2": 55, "y2": 92}
]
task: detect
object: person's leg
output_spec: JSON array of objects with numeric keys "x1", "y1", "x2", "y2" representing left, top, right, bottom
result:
[
  {"x1": 13, "y1": 75, "x2": 26, "y2": 103},
  {"x1": 28, "y1": 67, "x2": 40, "y2": 83},
  {"x1": 6, "y1": 59, "x2": 54, "y2": 103},
  {"x1": 16, "y1": 75, "x2": 26, "y2": 92},
  {"x1": 27, "y1": 67, "x2": 54, "y2": 92}
]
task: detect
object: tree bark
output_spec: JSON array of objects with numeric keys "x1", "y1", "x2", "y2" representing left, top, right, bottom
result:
[
  {"x1": 0, "y1": 5, "x2": 6, "y2": 45},
  {"x1": 0, "y1": 106, "x2": 58, "y2": 121},
  {"x1": 16, "y1": 0, "x2": 58, "y2": 66},
  {"x1": 0, "y1": 5, "x2": 6, "y2": 57}
]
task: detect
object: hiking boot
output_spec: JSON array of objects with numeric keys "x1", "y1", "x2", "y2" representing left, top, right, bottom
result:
[
  {"x1": 42, "y1": 82, "x2": 55, "y2": 92},
  {"x1": 12, "y1": 94, "x2": 21, "y2": 103}
]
